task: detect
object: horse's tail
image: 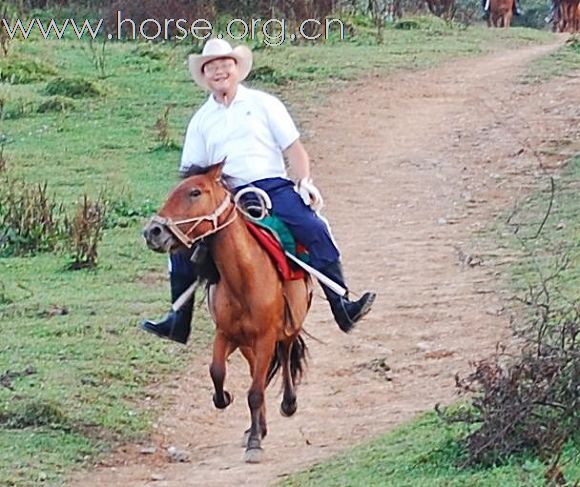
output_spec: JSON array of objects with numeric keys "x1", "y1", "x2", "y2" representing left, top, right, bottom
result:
[
  {"x1": 289, "y1": 334, "x2": 308, "y2": 385},
  {"x1": 267, "y1": 335, "x2": 308, "y2": 387}
]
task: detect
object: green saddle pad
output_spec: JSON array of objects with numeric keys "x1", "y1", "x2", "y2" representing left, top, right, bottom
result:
[{"x1": 254, "y1": 215, "x2": 310, "y2": 263}]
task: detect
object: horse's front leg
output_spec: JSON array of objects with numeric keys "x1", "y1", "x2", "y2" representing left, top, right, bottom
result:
[
  {"x1": 210, "y1": 332, "x2": 235, "y2": 409},
  {"x1": 244, "y1": 335, "x2": 276, "y2": 463},
  {"x1": 240, "y1": 346, "x2": 267, "y2": 446}
]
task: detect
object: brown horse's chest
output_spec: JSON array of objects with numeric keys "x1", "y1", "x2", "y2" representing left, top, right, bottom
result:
[{"x1": 209, "y1": 283, "x2": 285, "y2": 345}]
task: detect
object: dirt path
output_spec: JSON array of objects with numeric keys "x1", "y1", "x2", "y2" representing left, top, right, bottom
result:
[{"x1": 72, "y1": 39, "x2": 579, "y2": 487}]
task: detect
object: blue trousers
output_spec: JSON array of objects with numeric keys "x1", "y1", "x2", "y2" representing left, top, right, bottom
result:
[{"x1": 170, "y1": 177, "x2": 340, "y2": 274}]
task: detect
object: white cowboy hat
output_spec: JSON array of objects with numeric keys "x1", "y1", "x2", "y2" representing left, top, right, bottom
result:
[{"x1": 188, "y1": 38, "x2": 253, "y2": 90}]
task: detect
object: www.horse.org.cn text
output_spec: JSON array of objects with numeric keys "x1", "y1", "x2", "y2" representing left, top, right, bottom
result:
[{"x1": 0, "y1": 13, "x2": 347, "y2": 46}]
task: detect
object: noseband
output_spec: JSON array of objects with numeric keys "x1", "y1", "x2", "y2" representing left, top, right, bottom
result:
[{"x1": 152, "y1": 193, "x2": 237, "y2": 248}]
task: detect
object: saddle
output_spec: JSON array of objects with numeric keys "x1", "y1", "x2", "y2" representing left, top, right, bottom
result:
[{"x1": 246, "y1": 217, "x2": 307, "y2": 281}]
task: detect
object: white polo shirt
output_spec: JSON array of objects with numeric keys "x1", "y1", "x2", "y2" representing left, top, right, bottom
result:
[{"x1": 180, "y1": 84, "x2": 300, "y2": 187}]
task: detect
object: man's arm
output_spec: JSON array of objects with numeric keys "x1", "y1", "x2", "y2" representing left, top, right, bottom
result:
[{"x1": 284, "y1": 139, "x2": 310, "y2": 181}]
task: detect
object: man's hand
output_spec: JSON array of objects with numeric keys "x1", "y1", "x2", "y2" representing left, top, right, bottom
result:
[{"x1": 297, "y1": 178, "x2": 324, "y2": 212}]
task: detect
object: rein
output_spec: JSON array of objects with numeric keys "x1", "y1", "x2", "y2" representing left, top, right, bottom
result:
[{"x1": 153, "y1": 193, "x2": 237, "y2": 248}]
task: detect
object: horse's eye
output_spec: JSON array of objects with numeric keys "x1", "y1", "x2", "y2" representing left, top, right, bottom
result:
[{"x1": 189, "y1": 189, "x2": 202, "y2": 198}]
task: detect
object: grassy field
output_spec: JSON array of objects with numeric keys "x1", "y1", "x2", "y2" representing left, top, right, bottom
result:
[
  {"x1": 0, "y1": 14, "x2": 567, "y2": 486},
  {"x1": 524, "y1": 36, "x2": 580, "y2": 82}
]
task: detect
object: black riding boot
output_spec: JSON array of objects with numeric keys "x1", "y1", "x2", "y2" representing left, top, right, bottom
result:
[
  {"x1": 319, "y1": 261, "x2": 376, "y2": 333},
  {"x1": 141, "y1": 271, "x2": 195, "y2": 344}
]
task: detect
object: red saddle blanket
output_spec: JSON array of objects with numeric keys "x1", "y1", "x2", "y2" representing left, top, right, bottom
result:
[{"x1": 246, "y1": 222, "x2": 306, "y2": 281}]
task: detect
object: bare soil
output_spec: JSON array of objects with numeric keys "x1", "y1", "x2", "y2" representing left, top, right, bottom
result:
[{"x1": 71, "y1": 38, "x2": 580, "y2": 487}]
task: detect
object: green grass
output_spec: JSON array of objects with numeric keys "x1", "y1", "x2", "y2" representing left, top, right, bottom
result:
[
  {"x1": 524, "y1": 37, "x2": 580, "y2": 83},
  {"x1": 280, "y1": 414, "x2": 579, "y2": 486},
  {"x1": 0, "y1": 17, "x2": 567, "y2": 487},
  {"x1": 503, "y1": 157, "x2": 580, "y2": 303},
  {"x1": 0, "y1": 430, "x2": 97, "y2": 486}
]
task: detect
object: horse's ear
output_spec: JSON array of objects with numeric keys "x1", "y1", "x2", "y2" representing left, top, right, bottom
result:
[{"x1": 207, "y1": 160, "x2": 226, "y2": 182}]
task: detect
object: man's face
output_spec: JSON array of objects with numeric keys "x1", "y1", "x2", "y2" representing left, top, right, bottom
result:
[{"x1": 203, "y1": 57, "x2": 239, "y2": 93}]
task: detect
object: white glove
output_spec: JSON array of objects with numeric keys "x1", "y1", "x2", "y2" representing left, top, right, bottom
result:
[{"x1": 297, "y1": 178, "x2": 324, "y2": 212}]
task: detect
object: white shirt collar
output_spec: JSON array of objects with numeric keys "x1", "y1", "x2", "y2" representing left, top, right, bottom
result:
[{"x1": 208, "y1": 84, "x2": 249, "y2": 109}]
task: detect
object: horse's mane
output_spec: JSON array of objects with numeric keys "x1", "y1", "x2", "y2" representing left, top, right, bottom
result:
[
  {"x1": 180, "y1": 163, "x2": 237, "y2": 189},
  {"x1": 179, "y1": 164, "x2": 215, "y2": 178}
]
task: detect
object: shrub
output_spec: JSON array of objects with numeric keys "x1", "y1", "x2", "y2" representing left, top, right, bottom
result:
[
  {"x1": 131, "y1": 42, "x2": 166, "y2": 60},
  {"x1": 0, "y1": 57, "x2": 57, "y2": 84},
  {"x1": 36, "y1": 96, "x2": 76, "y2": 113},
  {"x1": 0, "y1": 178, "x2": 65, "y2": 256},
  {"x1": 445, "y1": 276, "x2": 579, "y2": 469},
  {"x1": 0, "y1": 398, "x2": 72, "y2": 430},
  {"x1": 43, "y1": 77, "x2": 104, "y2": 98},
  {"x1": 66, "y1": 194, "x2": 107, "y2": 270},
  {"x1": 153, "y1": 104, "x2": 179, "y2": 150},
  {"x1": 246, "y1": 65, "x2": 289, "y2": 84}
]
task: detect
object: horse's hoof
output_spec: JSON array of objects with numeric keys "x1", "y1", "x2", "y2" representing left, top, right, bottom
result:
[
  {"x1": 213, "y1": 390, "x2": 233, "y2": 409},
  {"x1": 244, "y1": 447, "x2": 263, "y2": 464},
  {"x1": 280, "y1": 399, "x2": 297, "y2": 417},
  {"x1": 242, "y1": 428, "x2": 267, "y2": 446},
  {"x1": 241, "y1": 429, "x2": 250, "y2": 447}
]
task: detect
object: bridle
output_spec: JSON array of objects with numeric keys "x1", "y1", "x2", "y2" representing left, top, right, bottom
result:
[{"x1": 151, "y1": 192, "x2": 237, "y2": 248}]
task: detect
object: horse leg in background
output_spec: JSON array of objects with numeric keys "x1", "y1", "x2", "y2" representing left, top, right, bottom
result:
[
  {"x1": 210, "y1": 332, "x2": 235, "y2": 409},
  {"x1": 240, "y1": 346, "x2": 267, "y2": 446},
  {"x1": 504, "y1": 8, "x2": 513, "y2": 26},
  {"x1": 244, "y1": 334, "x2": 277, "y2": 463},
  {"x1": 279, "y1": 338, "x2": 298, "y2": 417},
  {"x1": 570, "y1": 0, "x2": 580, "y2": 31}
]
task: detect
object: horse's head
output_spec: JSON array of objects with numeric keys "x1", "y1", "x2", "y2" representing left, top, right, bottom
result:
[{"x1": 143, "y1": 162, "x2": 234, "y2": 253}]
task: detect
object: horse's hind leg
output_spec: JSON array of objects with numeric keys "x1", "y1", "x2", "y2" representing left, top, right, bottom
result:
[
  {"x1": 279, "y1": 339, "x2": 297, "y2": 417},
  {"x1": 210, "y1": 332, "x2": 235, "y2": 409},
  {"x1": 504, "y1": 10, "x2": 512, "y2": 27}
]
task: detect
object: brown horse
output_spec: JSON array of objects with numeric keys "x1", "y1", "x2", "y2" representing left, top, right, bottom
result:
[
  {"x1": 557, "y1": 0, "x2": 580, "y2": 31},
  {"x1": 143, "y1": 163, "x2": 312, "y2": 463},
  {"x1": 488, "y1": 0, "x2": 515, "y2": 27}
]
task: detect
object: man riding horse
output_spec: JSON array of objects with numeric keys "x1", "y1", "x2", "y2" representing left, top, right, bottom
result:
[{"x1": 142, "y1": 39, "x2": 376, "y2": 344}]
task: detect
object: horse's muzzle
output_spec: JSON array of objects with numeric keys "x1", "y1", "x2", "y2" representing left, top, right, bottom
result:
[{"x1": 143, "y1": 218, "x2": 174, "y2": 253}]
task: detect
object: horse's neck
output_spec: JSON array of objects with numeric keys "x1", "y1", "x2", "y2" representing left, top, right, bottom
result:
[{"x1": 210, "y1": 216, "x2": 277, "y2": 294}]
